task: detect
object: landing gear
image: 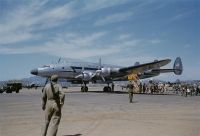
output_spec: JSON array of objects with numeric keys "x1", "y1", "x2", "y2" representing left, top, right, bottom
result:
[
  {"x1": 103, "y1": 86, "x2": 111, "y2": 92},
  {"x1": 81, "y1": 86, "x2": 88, "y2": 92},
  {"x1": 81, "y1": 82, "x2": 88, "y2": 92},
  {"x1": 103, "y1": 83, "x2": 114, "y2": 92}
]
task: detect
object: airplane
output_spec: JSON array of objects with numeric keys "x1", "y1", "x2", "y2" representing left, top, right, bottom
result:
[{"x1": 30, "y1": 57, "x2": 183, "y2": 92}]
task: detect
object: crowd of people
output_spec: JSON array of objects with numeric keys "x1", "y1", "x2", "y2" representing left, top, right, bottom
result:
[
  {"x1": 126, "y1": 81, "x2": 200, "y2": 97},
  {"x1": 172, "y1": 83, "x2": 200, "y2": 97}
]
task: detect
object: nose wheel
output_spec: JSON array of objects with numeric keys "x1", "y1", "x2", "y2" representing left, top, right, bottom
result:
[
  {"x1": 81, "y1": 86, "x2": 88, "y2": 92},
  {"x1": 81, "y1": 82, "x2": 88, "y2": 92}
]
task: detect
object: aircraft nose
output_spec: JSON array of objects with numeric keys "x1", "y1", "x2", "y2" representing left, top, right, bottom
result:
[{"x1": 31, "y1": 68, "x2": 38, "y2": 75}]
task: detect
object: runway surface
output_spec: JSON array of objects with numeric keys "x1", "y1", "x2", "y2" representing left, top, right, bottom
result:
[{"x1": 0, "y1": 87, "x2": 200, "y2": 136}]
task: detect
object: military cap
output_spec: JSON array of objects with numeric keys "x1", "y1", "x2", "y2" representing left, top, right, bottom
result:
[{"x1": 51, "y1": 74, "x2": 58, "y2": 82}]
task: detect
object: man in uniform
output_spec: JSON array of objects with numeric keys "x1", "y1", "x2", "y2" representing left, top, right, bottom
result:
[
  {"x1": 127, "y1": 81, "x2": 134, "y2": 103},
  {"x1": 142, "y1": 83, "x2": 146, "y2": 93},
  {"x1": 111, "y1": 83, "x2": 115, "y2": 92},
  {"x1": 139, "y1": 83, "x2": 142, "y2": 93},
  {"x1": 42, "y1": 75, "x2": 65, "y2": 136},
  {"x1": 197, "y1": 85, "x2": 200, "y2": 96}
]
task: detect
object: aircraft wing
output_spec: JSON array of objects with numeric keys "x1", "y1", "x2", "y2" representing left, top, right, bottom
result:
[{"x1": 119, "y1": 59, "x2": 171, "y2": 75}]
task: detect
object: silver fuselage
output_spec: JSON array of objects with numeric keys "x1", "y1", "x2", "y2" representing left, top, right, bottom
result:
[
  {"x1": 31, "y1": 58, "x2": 182, "y2": 83},
  {"x1": 31, "y1": 62, "x2": 122, "y2": 80}
]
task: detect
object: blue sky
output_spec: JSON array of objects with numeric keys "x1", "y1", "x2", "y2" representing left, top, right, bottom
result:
[{"x1": 0, "y1": 0, "x2": 199, "y2": 81}]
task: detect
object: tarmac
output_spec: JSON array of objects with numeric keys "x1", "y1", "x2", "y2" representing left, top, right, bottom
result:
[{"x1": 0, "y1": 86, "x2": 200, "y2": 136}]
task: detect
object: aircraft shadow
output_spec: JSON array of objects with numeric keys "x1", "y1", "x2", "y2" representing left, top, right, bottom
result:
[
  {"x1": 89, "y1": 91, "x2": 127, "y2": 94},
  {"x1": 63, "y1": 134, "x2": 82, "y2": 136},
  {"x1": 65, "y1": 90, "x2": 127, "y2": 94},
  {"x1": 132, "y1": 101, "x2": 138, "y2": 103},
  {"x1": 66, "y1": 91, "x2": 173, "y2": 95}
]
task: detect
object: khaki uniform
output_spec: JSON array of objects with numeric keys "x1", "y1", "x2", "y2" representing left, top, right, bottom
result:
[
  {"x1": 127, "y1": 81, "x2": 139, "y2": 103},
  {"x1": 127, "y1": 83, "x2": 134, "y2": 103},
  {"x1": 42, "y1": 82, "x2": 65, "y2": 136}
]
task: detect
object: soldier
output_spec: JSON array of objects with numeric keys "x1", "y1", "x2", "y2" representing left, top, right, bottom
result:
[
  {"x1": 42, "y1": 75, "x2": 65, "y2": 136},
  {"x1": 111, "y1": 83, "x2": 114, "y2": 92},
  {"x1": 127, "y1": 81, "x2": 134, "y2": 103},
  {"x1": 139, "y1": 83, "x2": 142, "y2": 93},
  {"x1": 142, "y1": 83, "x2": 146, "y2": 93},
  {"x1": 185, "y1": 86, "x2": 188, "y2": 97},
  {"x1": 181, "y1": 85, "x2": 186, "y2": 96},
  {"x1": 197, "y1": 85, "x2": 200, "y2": 96},
  {"x1": 150, "y1": 83, "x2": 154, "y2": 94}
]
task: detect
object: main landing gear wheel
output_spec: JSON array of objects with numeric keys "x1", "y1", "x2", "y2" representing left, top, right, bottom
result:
[
  {"x1": 81, "y1": 86, "x2": 88, "y2": 92},
  {"x1": 103, "y1": 86, "x2": 112, "y2": 92}
]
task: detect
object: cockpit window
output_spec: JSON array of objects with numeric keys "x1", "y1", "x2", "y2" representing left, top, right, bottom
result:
[{"x1": 42, "y1": 65, "x2": 50, "y2": 68}]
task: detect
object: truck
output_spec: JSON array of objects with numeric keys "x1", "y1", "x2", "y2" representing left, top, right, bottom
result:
[{"x1": 0, "y1": 82, "x2": 22, "y2": 93}]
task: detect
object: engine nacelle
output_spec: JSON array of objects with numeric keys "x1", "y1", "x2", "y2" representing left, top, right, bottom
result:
[
  {"x1": 101, "y1": 67, "x2": 111, "y2": 77},
  {"x1": 100, "y1": 67, "x2": 120, "y2": 77},
  {"x1": 82, "y1": 71, "x2": 93, "y2": 81},
  {"x1": 75, "y1": 71, "x2": 94, "y2": 81}
]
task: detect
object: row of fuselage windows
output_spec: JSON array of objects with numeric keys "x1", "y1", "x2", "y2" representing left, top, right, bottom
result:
[{"x1": 52, "y1": 66, "x2": 99, "y2": 71}]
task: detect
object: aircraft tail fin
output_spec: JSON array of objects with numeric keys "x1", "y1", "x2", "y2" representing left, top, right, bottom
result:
[{"x1": 173, "y1": 57, "x2": 183, "y2": 75}]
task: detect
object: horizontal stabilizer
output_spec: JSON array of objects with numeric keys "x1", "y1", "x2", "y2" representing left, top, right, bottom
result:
[{"x1": 151, "y1": 57, "x2": 183, "y2": 75}]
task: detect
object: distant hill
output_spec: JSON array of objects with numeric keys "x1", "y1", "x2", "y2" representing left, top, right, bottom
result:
[
  {"x1": 21, "y1": 76, "x2": 70, "y2": 87},
  {"x1": 21, "y1": 76, "x2": 47, "y2": 87}
]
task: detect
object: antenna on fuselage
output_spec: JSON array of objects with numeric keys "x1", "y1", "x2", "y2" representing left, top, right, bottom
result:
[
  {"x1": 98, "y1": 57, "x2": 101, "y2": 70},
  {"x1": 58, "y1": 57, "x2": 61, "y2": 64}
]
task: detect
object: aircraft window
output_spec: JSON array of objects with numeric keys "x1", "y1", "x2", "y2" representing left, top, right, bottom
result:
[{"x1": 43, "y1": 65, "x2": 50, "y2": 68}]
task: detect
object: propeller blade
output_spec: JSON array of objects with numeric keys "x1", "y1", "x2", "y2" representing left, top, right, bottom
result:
[
  {"x1": 101, "y1": 75, "x2": 105, "y2": 82},
  {"x1": 91, "y1": 70, "x2": 101, "y2": 78},
  {"x1": 58, "y1": 57, "x2": 61, "y2": 63}
]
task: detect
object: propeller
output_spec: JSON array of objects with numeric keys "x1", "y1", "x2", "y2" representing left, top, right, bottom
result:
[
  {"x1": 58, "y1": 57, "x2": 61, "y2": 64},
  {"x1": 91, "y1": 68, "x2": 108, "y2": 82},
  {"x1": 92, "y1": 70, "x2": 106, "y2": 81},
  {"x1": 75, "y1": 66, "x2": 93, "y2": 81}
]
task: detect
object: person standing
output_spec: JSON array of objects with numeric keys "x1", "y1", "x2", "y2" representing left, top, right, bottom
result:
[
  {"x1": 111, "y1": 83, "x2": 115, "y2": 92},
  {"x1": 142, "y1": 83, "x2": 146, "y2": 93},
  {"x1": 185, "y1": 86, "x2": 188, "y2": 97},
  {"x1": 127, "y1": 81, "x2": 134, "y2": 103},
  {"x1": 197, "y1": 85, "x2": 200, "y2": 96},
  {"x1": 42, "y1": 75, "x2": 65, "y2": 136},
  {"x1": 139, "y1": 83, "x2": 142, "y2": 93}
]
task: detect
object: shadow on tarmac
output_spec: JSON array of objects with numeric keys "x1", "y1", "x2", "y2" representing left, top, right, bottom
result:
[
  {"x1": 63, "y1": 134, "x2": 82, "y2": 136},
  {"x1": 66, "y1": 90, "x2": 174, "y2": 95}
]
